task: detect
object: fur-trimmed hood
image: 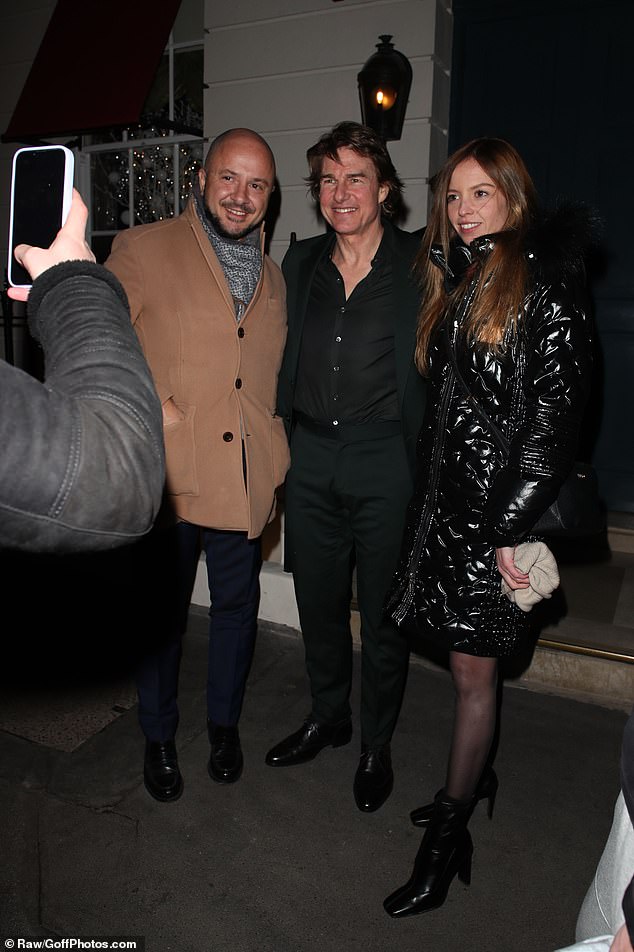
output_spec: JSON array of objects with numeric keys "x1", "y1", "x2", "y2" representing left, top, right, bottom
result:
[
  {"x1": 431, "y1": 203, "x2": 601, "y2": 291},
  {"x1": 522, "y1": 203, "x2": 601, "y2": 285}
]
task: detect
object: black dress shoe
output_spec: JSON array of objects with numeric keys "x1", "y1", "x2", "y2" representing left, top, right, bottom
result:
[
  {"x1": 265, "y1": 717, "x2": 352, "y2": 766},
  {"x1": 207, "y1": 721, "x2": 243, "y2": 784},
  {"x1": 353, "y1": 744, "x2": 394, "y2": 812},
  {"x1": 144, "y1": 739, "x2": 183, "y2": 802}
]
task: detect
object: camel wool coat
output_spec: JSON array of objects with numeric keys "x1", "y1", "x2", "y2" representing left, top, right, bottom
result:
[{"x1": 106, "y1": 199, "x2": 289, "y2": 538}]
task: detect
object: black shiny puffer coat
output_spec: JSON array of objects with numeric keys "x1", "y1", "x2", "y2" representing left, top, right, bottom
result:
[{"x1": 386, "y1": 209, "x2": 594, "y2": 656}]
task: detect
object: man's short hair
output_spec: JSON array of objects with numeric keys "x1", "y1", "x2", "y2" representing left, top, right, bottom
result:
[{"x1": 306, "y1": 121, "x2": 404, "y2": 218}]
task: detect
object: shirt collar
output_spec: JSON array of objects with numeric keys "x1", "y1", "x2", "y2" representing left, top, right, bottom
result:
[{"x1": 371, "y1": 217, "x2": 394, "y2": 268}]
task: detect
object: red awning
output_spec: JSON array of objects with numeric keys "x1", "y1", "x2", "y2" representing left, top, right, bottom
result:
[{"x1": 2, "y1": 0, "x2": 183, "y2": 143}]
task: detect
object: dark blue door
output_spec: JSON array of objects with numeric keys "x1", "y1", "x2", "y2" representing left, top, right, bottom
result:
[{"x1": 450, "y1": 0, "x2": 634, "y2": 513}]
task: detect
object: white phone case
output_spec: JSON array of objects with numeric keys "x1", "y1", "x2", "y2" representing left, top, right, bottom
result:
[{"x1": 8, "y1": 144, "x2": 75, "y2": 288}]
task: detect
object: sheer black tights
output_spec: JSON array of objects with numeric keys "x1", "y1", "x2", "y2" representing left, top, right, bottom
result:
[{"x1": 444, "y1": 650, "x2": 499, "y2": 803}]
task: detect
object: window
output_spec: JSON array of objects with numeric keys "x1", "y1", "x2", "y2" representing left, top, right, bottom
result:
[{"x1": 82, "y1": 27, "x2": 204, "y2": 263}]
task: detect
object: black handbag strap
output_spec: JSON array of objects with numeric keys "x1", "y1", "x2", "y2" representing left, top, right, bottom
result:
[{"x1": 444, "y1": 320, "x2": 510, "y2": 458}]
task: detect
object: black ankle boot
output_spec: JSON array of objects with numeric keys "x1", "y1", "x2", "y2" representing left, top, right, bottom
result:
[
  {"x1": 410, "y1": 766, "x2": 498, "y2": 828},
  {"x1": 384, "y1": 792, "x2": 473, "y2": 918}
]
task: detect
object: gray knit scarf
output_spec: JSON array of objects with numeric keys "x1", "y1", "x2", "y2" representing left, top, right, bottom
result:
[{"x1": 193, "y1": 180, "x2": 262, "y2": 321}]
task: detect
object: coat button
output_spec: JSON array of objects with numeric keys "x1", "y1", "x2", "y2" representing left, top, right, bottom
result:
[
  {"x1": 235, "y1": 378, "x2": 242, "y2": 389},
  {"x1": 223, "y1": 431, "x2": 233, "y2": 442},
  {"x1": 237, "y1": 327, "x2": 245, "y2": 338}
]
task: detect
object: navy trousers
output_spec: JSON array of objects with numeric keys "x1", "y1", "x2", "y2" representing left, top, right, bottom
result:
[{"x1": 137, "y1": 521, "x2": 261, "y2": 742}]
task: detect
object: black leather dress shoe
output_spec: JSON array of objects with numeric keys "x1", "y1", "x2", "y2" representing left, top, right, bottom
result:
[
  {"x1": 207, "y1": 721, "x2": 243, "y2": 784},
  {"x1": 353, "y1": 744, "x2": 393, "y2": 812},
  {"x1": 265, "y1": 717, "x2": 352, "y2": 766},
  {"x1": 144, "y1": 739, "x2": 183, "y2": 802}
]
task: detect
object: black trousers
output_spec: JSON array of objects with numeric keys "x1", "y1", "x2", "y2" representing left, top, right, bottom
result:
[
  {"x1": 284, "y1": 422, "x2": 412, "y2": 747},
  {"x1": 136, "y1": 521, "x2": 261, "y2": 742}
]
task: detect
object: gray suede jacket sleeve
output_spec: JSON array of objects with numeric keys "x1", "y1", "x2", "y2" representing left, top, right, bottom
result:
[{"x1": 0, "y1": 260, "x2": 165, "y2": 552}]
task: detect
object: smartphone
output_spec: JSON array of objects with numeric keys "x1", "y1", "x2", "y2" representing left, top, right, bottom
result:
[{"x1": 8, "y1": 145, "x2": 74, "y2": 288}]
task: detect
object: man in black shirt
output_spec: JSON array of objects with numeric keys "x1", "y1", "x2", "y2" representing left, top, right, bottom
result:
[{"x1": 266, "y1": 122, "x2": 427, "y2": 812}]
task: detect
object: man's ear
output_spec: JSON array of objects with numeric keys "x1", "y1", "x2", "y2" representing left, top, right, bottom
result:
[{"x1": 198, "y1": 167, "x2": 207, "y2": 191}]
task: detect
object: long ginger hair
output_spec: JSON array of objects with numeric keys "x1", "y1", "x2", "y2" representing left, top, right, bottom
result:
[{"x1": 415, "y1": 138, "x2": 539, "y2": 373}]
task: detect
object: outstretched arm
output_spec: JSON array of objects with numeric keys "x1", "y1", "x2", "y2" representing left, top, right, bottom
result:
[{"x1": 1, "y1": 191, "x2": 165, "y2": 552}]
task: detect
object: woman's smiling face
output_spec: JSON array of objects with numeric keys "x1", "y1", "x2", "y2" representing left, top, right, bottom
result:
[{"x1": 446, "y1": 157, "x2": 509, "y2": 244}]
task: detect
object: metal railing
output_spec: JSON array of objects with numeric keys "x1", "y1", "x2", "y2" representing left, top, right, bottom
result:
[{"x1": 537, "y1": 637, "x2": 634, "y2": 664}]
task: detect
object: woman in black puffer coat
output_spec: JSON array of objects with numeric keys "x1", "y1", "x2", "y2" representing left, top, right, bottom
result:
[{"x1": 383, "y1": 138, "x2": 595, "y2": 919}]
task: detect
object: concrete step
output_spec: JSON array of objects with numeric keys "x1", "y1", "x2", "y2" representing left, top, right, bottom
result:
[
  {"x1": 524, "y1": 538, "x2": 634, "y2": 711},
  {"x1": 514, "y1": 640, "x2": 633, "y2": 712}
]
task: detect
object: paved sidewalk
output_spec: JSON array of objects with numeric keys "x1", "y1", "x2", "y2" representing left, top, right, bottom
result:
[{"x1": 0, "y1": 613, "x2": 629, "y2": 952}]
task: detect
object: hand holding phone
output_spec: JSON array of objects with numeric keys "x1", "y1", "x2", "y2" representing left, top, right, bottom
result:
[
  {"x1": 8, "y1": 144, "x2": 76, "y2": 290},
  {"x1": 7, "y1": 188, "x2": 96, "y2": 303}
]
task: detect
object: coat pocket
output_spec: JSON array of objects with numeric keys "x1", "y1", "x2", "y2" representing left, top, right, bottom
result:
[
  {"x1": 270, "y1": 413, "x2": 290, "y2": 489},
  {"x1": 163, "y1": 403, "x2": 199, "y2": 496}
]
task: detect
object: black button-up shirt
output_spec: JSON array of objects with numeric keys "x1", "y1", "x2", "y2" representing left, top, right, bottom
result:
[{"x1": 293, "y1": 227, "x2": 399, "y2": 427}]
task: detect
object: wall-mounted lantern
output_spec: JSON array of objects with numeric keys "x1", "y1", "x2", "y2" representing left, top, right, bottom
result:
[{"x1": 357, "y1": 35, "x2": 412, "y2": 142}]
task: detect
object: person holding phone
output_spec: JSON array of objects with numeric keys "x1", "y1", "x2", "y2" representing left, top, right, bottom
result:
[
  {"x1": 8, "y1": 144, "x2": 75, "y2": 290},
  {"x1": 3, "y1": 190, "x2": 164, "y2": 552}
]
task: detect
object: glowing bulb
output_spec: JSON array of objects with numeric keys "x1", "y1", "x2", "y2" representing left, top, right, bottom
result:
[{"x1": 374, "y1": 87, "x2": 397, "y2": 110}]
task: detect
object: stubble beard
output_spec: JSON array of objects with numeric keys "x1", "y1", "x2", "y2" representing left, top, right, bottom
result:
[{"x1": 205, "y1": 205, "x2": 258, "y2": 242}]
